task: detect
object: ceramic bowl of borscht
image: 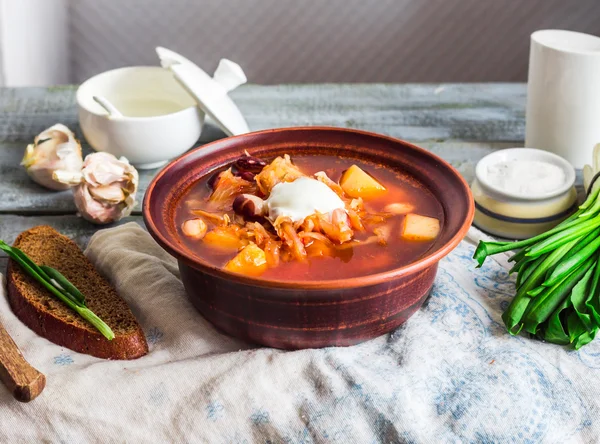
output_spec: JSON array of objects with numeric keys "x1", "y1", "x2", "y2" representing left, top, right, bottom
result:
[{"x1": 143, "y1": 127, "x2": 474, "y2": 349}]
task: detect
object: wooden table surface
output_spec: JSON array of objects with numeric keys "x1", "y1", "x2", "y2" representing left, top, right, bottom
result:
[{"x1": 0, "y1": 83, "x2": 526, "y2": 270}]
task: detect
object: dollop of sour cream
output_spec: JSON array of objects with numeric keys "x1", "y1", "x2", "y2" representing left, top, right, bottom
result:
[
  {"x1": 486, "y1": 160, "x2": 566, "y2": 196},
  {"x1": 266, "y1": 177, "x2": 345, "y2": 222}
]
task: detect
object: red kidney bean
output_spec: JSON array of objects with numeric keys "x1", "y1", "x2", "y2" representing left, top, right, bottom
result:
[
  {"x1": 232, "y1": 156, "x2": 267, "y2": 175},
  {"x1": 233, "y1": 194, "x2": 267, "y2": 219},
  {"x1": 239, "y1": 171, "x2": 256, "y2": 182},
  {"x1": 208, "y1": 156, "x2": 266, "y2": 189}
]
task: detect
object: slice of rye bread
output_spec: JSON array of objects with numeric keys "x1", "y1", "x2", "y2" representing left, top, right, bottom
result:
[{"x1": 6, "y1": 226, "x2": 148, "y2": 360}]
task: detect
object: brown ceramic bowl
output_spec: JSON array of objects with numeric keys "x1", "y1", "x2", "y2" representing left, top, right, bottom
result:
[{"x1": 143, "y1": 127, "x2": 474, "y2": 349}]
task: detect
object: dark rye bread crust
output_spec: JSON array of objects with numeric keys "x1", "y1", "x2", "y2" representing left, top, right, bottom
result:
[{"x1": 6, "y1": 226, "x2": 148, "y2": 360}]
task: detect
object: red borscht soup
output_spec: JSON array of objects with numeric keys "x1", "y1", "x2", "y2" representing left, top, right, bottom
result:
[{"x1": 176, "y1": 154, "x2": 443, "y2": 281}]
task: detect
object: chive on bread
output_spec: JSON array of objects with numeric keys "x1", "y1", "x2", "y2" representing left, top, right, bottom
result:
[{"x1": 6, "y1": 226, "x2": 148, "y2": 360}]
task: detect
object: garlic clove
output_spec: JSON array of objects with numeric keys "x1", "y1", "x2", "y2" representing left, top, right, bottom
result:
[
  {"x1": 73, "y1": 185, "x2": 123, "y2": 224},
  {"x1": 83, "y1": 154, "x2": 127, "y2": 186},
  {"x1": 21, "y1": 144, "x2": 37, "y2": 168},
  {"x1": 89, "y1": 184, "x2": 126, "y2": 204},
  {"x1": 66, "y1": 152, "x2": 139, "y2": 225},
  {"x1": 21, "y1": 124, "x2": 83, "y2": 191},
  {"x1": 52, "y1": 169, "x2": 84, "y2": 186}
]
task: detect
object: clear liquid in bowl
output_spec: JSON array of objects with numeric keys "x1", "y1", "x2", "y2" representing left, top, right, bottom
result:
[{"x1": 109, "y1": 98, "x2": 187, "y2": 117}]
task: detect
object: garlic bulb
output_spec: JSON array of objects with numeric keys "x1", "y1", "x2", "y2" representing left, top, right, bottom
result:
[
  {"x1": 54, "y1": 152, "x2": 139, "y2": 224},
  {"x1": 21, "y1": 124, "x2": 83, "y2": 191}
]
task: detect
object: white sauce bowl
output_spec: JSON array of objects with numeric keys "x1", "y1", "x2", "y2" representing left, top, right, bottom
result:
[
  {"x1": 472, "y1": 148, "x2": 577, "y2": 239},
  {"x1": 77, "y1": 67, "x2": 204, "y2": 169}
]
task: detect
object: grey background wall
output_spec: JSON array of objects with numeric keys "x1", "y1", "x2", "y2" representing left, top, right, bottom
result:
[
  {"x1": 68, "y1": 0, "x2": 600, "y2": 84},
  {"x1": 2, "y1": 0, "x2": 596, "y2": 86}
]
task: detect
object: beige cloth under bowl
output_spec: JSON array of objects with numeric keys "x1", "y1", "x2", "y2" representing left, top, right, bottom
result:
[{"x1": 0, "y1": 223, "x2": 596, "y2": 443}]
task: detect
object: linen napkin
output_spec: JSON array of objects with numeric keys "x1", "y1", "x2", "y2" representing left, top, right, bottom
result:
[{"x1": 0, "y1": 223, "x2": 598, "y2": 443}]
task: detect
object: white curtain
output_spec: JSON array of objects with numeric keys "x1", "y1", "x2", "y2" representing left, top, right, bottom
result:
[{"x1": 0, "y1": 0, "x2": 69, "y2": 86}]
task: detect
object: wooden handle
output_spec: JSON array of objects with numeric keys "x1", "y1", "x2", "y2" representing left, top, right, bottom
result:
[{"x1": 0, "y1": 321, "x2": 45, "y2": 402}]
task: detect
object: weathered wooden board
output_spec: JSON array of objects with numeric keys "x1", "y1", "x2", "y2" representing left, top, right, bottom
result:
[
  {"x1": 0, "y1": 215, "x2": 144, "y2": 271},
  {"x1": 0, "y1": 141, "x2": 158, "y2": 214},
  {"x1": 0, "y1": 83, "x2": 530, "y2": 259},
  {"x1": 0, "y1": 83, "x2": 527, "y2": 214},
  {"x1": 0, "y1": 84, "x2": 526, "y2": 144},
  {"x1": 0, "y1": 139, "x2": 514, "y2": 214}
]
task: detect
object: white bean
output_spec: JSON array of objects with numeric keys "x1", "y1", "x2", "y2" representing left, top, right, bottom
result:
[
  {"x1": 182, "y1": 218, "x2": 208, "y2": 239},
  {"x1": 384, "y1": 203, "x2": 414, "y2": 215}
]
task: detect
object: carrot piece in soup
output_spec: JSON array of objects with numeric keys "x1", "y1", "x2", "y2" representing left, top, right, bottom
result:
[
  {"x1": 209, "y1": 168, "x2": 256, "y2": 206},
  {"x1": 401, "y1": 214, "x2": 440, "y2": 241},
  {"x1": 305, "y1": 239, "x2": 336, "y2": 258},
  {"x1": 318, "y1": 208, "x2": 354, "y2": 244},
  {"x1": 204, "y1": 226, "x2": 247, "y2": 250},
  {"x1": 373, "y1": 224, "x2": 393, "y2": 246},
  {"x1": 276, "y1": 220, "x2": 307, "y2": 261},
  {"x1": 263, "y1": 239, "x2": 281, "y2": 267},
  {"x1": 314, "y1": 171, "x2": 345, "y2": 198},
  {"x1": 340, "y1": 165, "x2": 386, "y2": 199},
  {"x1": 224, "y1": 244, "x2": 268, "y2": 276},
  {"x1": 255, "y1": 155, "x2": 305, "y2": 196},
  {"x1": 191, "y1": 209, "x2": 230, "y2": 225},
  {"x1": 346, "y1": 208, "x2": 365, "y2": 231}
]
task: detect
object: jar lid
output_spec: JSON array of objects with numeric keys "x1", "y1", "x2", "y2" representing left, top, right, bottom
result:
[
  {"x1": 475, "y1": 148, "x2": 576, "y2": 201},
  {"x1": 156, "y1": 47, "x2": 250, "y2": 136}
]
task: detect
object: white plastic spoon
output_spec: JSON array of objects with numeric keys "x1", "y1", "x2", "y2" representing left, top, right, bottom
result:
[{"x1": 93, "y1": 95, "x2": 123, "y2": 119}]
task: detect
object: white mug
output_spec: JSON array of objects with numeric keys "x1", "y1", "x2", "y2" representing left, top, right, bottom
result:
[{"x1": 525, "y1": 30, "x2": 600, "y2": 169}]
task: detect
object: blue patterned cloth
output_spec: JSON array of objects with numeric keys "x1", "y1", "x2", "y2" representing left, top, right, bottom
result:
[{"x1": 0, "y1": 224, "x2": 597, "y2": 443}]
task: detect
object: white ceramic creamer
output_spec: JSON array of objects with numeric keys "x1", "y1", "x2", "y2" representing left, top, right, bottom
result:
[
  {"x1": 77, "y1": 48, "x2": 249, "y2": 170},
  {"x1": 526, "y1": 30, "x2": 600, "y2": 169}
]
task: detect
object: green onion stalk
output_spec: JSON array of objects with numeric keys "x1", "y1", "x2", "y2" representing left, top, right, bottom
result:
[
  {"x1": 473, "y1": 180, "x2": 600, "y2": 349},
  {"x1": 0, "y1": 240, "x2": 114, "y2": 340}
]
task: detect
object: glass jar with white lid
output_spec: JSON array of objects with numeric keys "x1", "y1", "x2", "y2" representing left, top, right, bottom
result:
[{"x1": 471, "y1": 148, "x2": 577, "y2": 240}]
